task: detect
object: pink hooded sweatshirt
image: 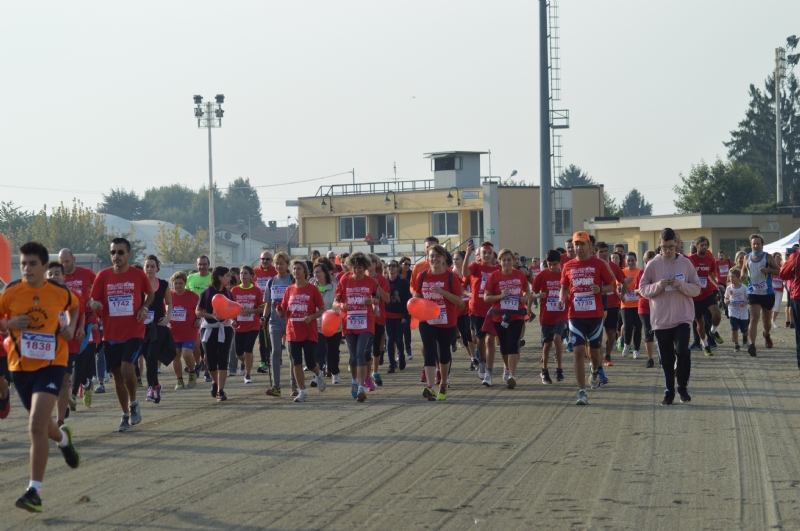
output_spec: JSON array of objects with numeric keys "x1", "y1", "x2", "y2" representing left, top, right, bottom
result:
[{"x1": 639, "y1": 253, "x2": 702, "y2": 330}]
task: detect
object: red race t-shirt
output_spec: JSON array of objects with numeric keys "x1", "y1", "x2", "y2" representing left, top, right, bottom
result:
[
  {"x1": 484, "y1": 269, "x2": 528, "y2": 323},
  {"x1": 414, "y1": 270, "x2": 463, "y2": 328},
  {"x1": 634, "y1": 268, "x2": 650, "y2": 315},
  {"x1": 89, "y1": 266, "x2": 153, "y2": 342},
  {"x1": 688, "y1": 252, "x2": 718, "y2": 301},
  {"x1": 254, "y1": 265, "x2": 277, "y2": 298},
  {"x1": 560, "y1": 257, "x2": 615, "y2": 320},
  {"x1": 560, "y1": 254, "x2": 572, "y2": 267},
  {"x1": 282, "y1": 283, "x2": 324, "y2": 342},
  {"x1": 64, "y1": 291, "x2": 86, "y2": 354},
  {"x1": 467, "y1": 262, "x2": 501, "y2": 318},
  {"x1": 716, "y1": 258, "x2": 732, "y2": 285},
  {"x1": 66, "y1": 266, "x2": 97, "y2": 327},
  {"x1": 372, "y1": 274, "x2": 390, "y2": 326},
  {"x1": 605, "y1": 261, "x2": 627, "y2": 308},
  {"x1": 169, "y1": 289, "x2": 199, "y2": 343},
  {"x1": 532, "y1": 268, "x2": 567, "y2": 325},
  {"x1": 336, "y1": 274, "x2": 378, "y2": 335},
  {"x1": 231, "y1": 284, "x2": 264, "y2": 333},
  {"x1": 453, "y1": 268, "x2": 471, "y2": 316}
]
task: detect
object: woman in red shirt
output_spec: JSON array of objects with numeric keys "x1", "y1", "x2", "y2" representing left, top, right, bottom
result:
[
  {"x1": 368, "y1": 253, "x2": 391, "y2": 389},
  {"x1": 413, "y1": 244, "x2": 464, "y2": 401},
  {"x1": 484, "y1": 248, "x2": 531, "y2": 389},
  {"x1": 634, "y1": 250, "x2": 657, "y2": 367},
  {"x1": 231, "y1": 265, "x2": 264, "y2": 385},
  {"x1": 169, "y1": 271, "x2": 199, "y2": 389},
  {"x1": 280, "y1": 261, "x2": 326, "y2": 403},
  {"x1": 452, "y1": 251, "x2": 477, "y2": 369}
]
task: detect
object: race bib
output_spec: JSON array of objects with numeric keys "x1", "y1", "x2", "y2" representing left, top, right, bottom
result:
[
  {"x1": 752, "y1": 281, "x2": 768, "y2": 294},
  {"x1": 21, "y1": 331, "x2": 56, "y2": 360},
  {"x1": 699, "y1": 277, "x2": 708, "y2": 288},
  {"x1": 270, "y1": 284, "x2": 288, "y2": 302},
  {"x1": 500, "y1": 296, "x2": 519, "y2": 311},
  {"x1": 574, "y1": 293, "x2": 596, "y2": 312},
  {"x1": 428, "y1": 304, "x2": 448, "y2": 325},
  {"x1": 347, "y1": 312, "x2": 368, "y2": 330},
  {"x1": 546, "y1": 298, "x2": 560, "y2": 312},
  {"x1": 625, "y1": 290, "x2": 639, "y2": 301},
  {"x1": 58, "y1": 311, "x2": 68, "y2": 327},
  {"x1": 773, "y1": 278, "x2": 784, "y2": 290},
  {"x1": 719, "y1": 265, "x2": 729, "y2": 275},
  {"x1": 666, "y1": 273, "x2": 685, "y2": 292},
  {"x1": 256, "y1": 277, "x2": 269, "y2": 292},
  {"x1": 480, "y1": 274, "x2": 488, "y2": 291},
  {"x1": 144, "y1": 311, "x2": 155, "y2": 324},
  {"x1": 171, "y1": 308, "x2": 187, "y2": 322},
  {"x1": 238, "y1": 313, "x2": 254, "y2": 322},
  {"x1": 108, "y1": 294, "x2": 134, "y2": 317}
]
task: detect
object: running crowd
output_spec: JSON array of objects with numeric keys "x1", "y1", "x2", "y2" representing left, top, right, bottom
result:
[{"x1": 3, "y1": 227, "x2": 800, "y2": 512}]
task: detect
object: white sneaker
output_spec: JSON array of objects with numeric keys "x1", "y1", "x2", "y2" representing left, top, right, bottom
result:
[
  {"x1": 503, "y1": 367, "x2": 510, "y2": 382},
  {"x1": 482, "y1": 372, "x2": 493, "y2": 387},
  {"x1": 622, "y1": 345, "x2": 631, "y2": 357},
  {"x1": 294, "y1": 389, "x2": 308, "y2": 402},
  {"x1": 632, "y1": 350, "x2": 641, "y2": 359},
  {"x1": 332, "y1": 374, "x2": 341, "y2": 384},
  {"x1": 447, "y1": 373, "x2": 451, "y2": 386},
  {"x1": 478, "y1": 361, "x2": 486, "y2": 379},
  {"x1": 244, "y1": 375, "x2": 253, "y2": 384},
  {"x1": 316, "y1": 374, "x2": 326, "y2": 392},
  {"x1": 157, "y1": 367, "x2": 162, "y2": 374},
  {"x1": 590, "y1": 371, "x2": 600, "y2": 389},
  {"x1": 237, "y1": 368, "x2": 245, "y2": 376}
]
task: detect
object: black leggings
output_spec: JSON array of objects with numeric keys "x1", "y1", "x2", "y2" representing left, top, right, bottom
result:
[
  {"x1": 493, "y1": 319, "x2": 524, "y2": 355},
  {"x1": 70, "y1": 343, "x2": 96, "y2": 396},
  {"x1": 145, "y1": 326, "x2": 171, "y2": 388},
  {"x1": 418, "y1": 323, "x2": 455, "y2": 367},
  {"x1": 290, "y1": 340, "x2": 317, "y2": 370},
  {"x1": 621, "y1": 307, "x2": 642, "y2": 350},
  {"x1": 202, "y1": 327, "x2": 234, "y2": 372},
  {"x1": 403, "y1": 318, "x2": 412, "y2": 354},
  {"x1": 457, "y1": 315, "x2": 472, "y2": 348},
  {"x1": 316, "y1": 331, "x2": 342, "y2": 375},
  {"x1": 372, "y1": 324, "x2": 385, "y2": 358},
  {"x1": 639, "y1": 312, "x2": 655, "y2": 343}
]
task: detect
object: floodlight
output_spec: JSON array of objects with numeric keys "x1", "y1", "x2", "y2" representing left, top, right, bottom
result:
[
  {"x1": 193, "y1": 95, "x2": 203, "y2": 104},
  {"x1": 788, "y1": 35, "x2": 799, "y2": 50},
  {"x1": 215, "y1": 94, "x2": 225, "y2": 104},
  {"x1": 788, "y1": 54, "x2": 800, "y2": 66}
]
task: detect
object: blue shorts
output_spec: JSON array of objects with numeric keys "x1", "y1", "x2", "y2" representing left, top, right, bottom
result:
[
  {"x1": 174, "y1": 341, "x2": 196, "y2": 351},
  {"x1": 104, "y1": 338, "x2": 144, "y2": 372},
  {"x1": 729, "y1": 316, "x2": 749, "y2": 334},
  {"x1": 568, "y1": 317, "x2": 604, "y2": 349},
  {"x1": 541, "y1": 321, "x2": 567, "y2": 345},
  {"x1": 11, "y1": 366, "x2": 66, "y2": 411}
]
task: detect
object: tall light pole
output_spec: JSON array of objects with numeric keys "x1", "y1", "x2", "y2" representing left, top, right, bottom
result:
[
  {"x1": 539, "y1": 0, "x2": 553, "y2": 257},
  {"x1": 776, "y1": 48, "x2": 786, "y2": 204},
  {"x1": 194, "y1": 94, "x2": 225, "y2": 267}
]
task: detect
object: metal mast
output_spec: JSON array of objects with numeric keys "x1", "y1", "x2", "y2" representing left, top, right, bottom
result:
[
  {"x1": 776, "y1": 47, "x2": 786, "y2": 204},
  {"x1": 539, "y1": 0, "x2": 553, "y2": 257}
]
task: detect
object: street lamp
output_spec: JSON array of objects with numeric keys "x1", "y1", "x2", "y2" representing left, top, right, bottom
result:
[
  {"x1": 446, "y1": 186, "x2": 460, "y2": 206},
  {"x1": 194, "y1": 93, "x2": 225, "y2": 267},
  {"x1": 320, "y1": 193, "x2": 333, "y2": 212},
  {"x1": 506, "y1": 170, "x2": 518, "y2": 185},
  {"x1": 383, "y1": 190, "x2": 397, "y2": 209}
]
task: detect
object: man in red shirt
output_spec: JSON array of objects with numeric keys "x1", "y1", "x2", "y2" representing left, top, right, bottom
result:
[
  {"x1": 560, "y1": 239, "x2": 576, "y2": 266},
  {"x1": 89, "y1": 238, "x2": 154, "y2": 432},
  {"x1": 462, "y1": 240, "x2": 501, "y2": 386},
  {"x1": 716, "y1": 250, "x2": 732, "y2": 317},
  {"x1": 595, "y1": 242, "x2": 629, "y2": 372},
  {"x1": 254, "y1": 251, "x2": 277, "y2": 373},
  {"x1": 558, "y1": 231, "x2": 615, "y2": 405},
  {"x1": 688, "y1": 236, "x2": 724, "y2": 356}
]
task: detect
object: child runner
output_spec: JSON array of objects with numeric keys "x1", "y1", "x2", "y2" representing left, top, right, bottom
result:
[
  {"x1": 231, "y1": 265, "x2": 264, "y2": 384},
  {"x1": 533, "y1": 250, "x2": 567, "y2": 383},
  {"x1": 725, "y1": 269, "x2": 750, "y2": 352},
  {"x1": 169, "y1": 272, "x2": 199, "y2": 389}
]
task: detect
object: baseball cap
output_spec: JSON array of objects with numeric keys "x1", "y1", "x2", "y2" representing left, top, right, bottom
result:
[
  {"x1": 520, "y1": 256, "x2": 527, "y2": 262},
  {"x1": 572, "y1": 231, "x2": 590, "y2": 243}
]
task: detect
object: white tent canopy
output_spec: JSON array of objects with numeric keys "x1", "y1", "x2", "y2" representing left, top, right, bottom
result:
[{"x1": 763, "y1": 228, "x2": 800, "y2": 255}]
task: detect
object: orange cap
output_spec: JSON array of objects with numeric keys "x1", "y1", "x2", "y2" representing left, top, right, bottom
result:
[{"x1": 572, "y1": 231, "x2": 590, "y2": 243}]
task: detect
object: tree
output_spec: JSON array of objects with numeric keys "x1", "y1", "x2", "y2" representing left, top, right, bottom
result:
[
  {"x1": 29, "y1": 201, "x2": 107, "y2": 255},
  {"x1": 673, "y1": 159, "x2": 769, "y2": 214},
  {"x1": 153, "y1": 223, "x2": 209, "y2": 264},
  {"x1": 621, "y1": 189, "x2": 653, "y2": 217},
  {"x1": 0, "y1": 201, "x2": 35, "y2": 249},
  {"x1": 557, "y1": 165, "x2": 597, "y2": 187},
  {"x1": 97, "y1": 226, "x2": 147, "y2": 267},
  {"x1": 603, "y1": 192, "x2": 624, "y2": 217},
  {"x1": 97, "y1": 187, "x2": 148, "y2": 220},
  {"x1": 219, "y1": 177, "x2": 264, "y2": 226}
]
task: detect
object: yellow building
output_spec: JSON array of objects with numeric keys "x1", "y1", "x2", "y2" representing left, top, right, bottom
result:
[{"x1": 293, "y1": 151, "x2": 605, "y2": 261}]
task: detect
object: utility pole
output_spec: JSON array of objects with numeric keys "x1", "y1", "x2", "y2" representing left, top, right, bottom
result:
[
  {"x1": 776, "y1": 47, "x2": 785, "y2": 204},
  {"x1": 194, "y1": 94, "x2": 225, "y2": 268},
  {"x1": 539, "y1": 0, "x2": 553, "y2": 257}
]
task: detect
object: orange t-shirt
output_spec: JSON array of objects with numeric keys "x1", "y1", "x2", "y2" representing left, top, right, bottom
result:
[
  {"x1": 0, "y1": 279, "x2": 78, "y2": 371},
  {"x1": 410, "y1": 260, "x2": 430, "y2": 295},
  {"x1": 620, "y1": 267, "x2": 640, "y2": 309}
]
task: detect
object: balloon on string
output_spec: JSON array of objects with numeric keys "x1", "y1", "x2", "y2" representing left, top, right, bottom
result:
[
  {"x1": 212, "y1": 294, "x2": 242, "y2": 320},
  {"x1": 321, "y1": 310, "x2": 341, "y2": 337},
  {"x1": 407, "y1": 297, "x2": 440, "y2": 321},
  {"x1": 410, "y1": 317, "x2": 419, "y2": 330}
]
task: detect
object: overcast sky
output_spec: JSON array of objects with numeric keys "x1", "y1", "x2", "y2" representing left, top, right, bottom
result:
[{"x1": 2, "y1": 1, "x2": 799, "y2": 226}]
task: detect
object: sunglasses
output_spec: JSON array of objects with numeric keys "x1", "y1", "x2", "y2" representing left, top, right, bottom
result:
[
  {"x1": 387, "y1": 264, "x2": 398, "y2": 268},
  {"x1": 109, "y1": 250, "x2": 126, "y2": 256},
  {"x1": 261, "y1": 258, "x2": 272, "y2": 261}
]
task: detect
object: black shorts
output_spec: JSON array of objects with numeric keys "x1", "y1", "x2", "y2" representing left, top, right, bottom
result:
[
  {"x1": 10, "y1": 366, "x2": 66, "y2": 411},
  {"x1": 748, "y1": 293, "x2": 776, "y2": 310},
  {"x1": 568, "y1": 317, "x2": 604, "y2": 349},
  {"x1": 0, "y1": 357, "x2": 7, "y2": 377},
  {"x1": 234, "y1": 330, "x2": 260, "y2": 355},
  {"x1": 604, "y1": 307, "x2": 620, "y2": 329},
  {"x1": 65, "y1": 353, "x2": 79, "y2": 375},
  {"x1": 104, "y1": 338, "x2": 144, "y2": 372},
  {"x1": 541, "y1": 322, "x2": 567, "y2": 345},
  {"x1": 471, "y1": 315, "x2": 489, "y2": 339},
  {"x1": 693, "y1": 293, "x2": 718, "y2": 320}
]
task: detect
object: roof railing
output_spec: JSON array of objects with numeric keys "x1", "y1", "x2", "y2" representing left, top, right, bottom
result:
[{"x1": 315, "y1": 180, "x2": 434, "y2": 197}]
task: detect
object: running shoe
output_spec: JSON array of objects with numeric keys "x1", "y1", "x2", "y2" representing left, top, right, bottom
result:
[
  {"x1": 764, "y1": 333, "x2": 773, "y2": 349},
  {"x1": 566, "y1": 343, "x2": 574, "y2": 353},
  {"x1": 257, "y1": 362, "x2": 269, "y2": 374},
  {"x1": 576, "y1": 390, "x2": 588, "y2": 405},
  {"x1": 398, "y1": 352, "x2": 406, "y2": 370},
  {"x1": 519, "y1": 339, "x2": 526, "y2": 348},
  {"x1": 603, "y1": 357, "x2": 614, "y2": 367},
  {"x1": 194, "y1": 365, "x2": 202, "y2": 378},
  {"x1": 646, "y1": 359, "x2": 655, "y2": 368},
  {"x1": 482, "y1": 372, "x2": 493, "y2": 387},
  {"x1": 373, "y1": 373, "x2": 383, "y2": 386},
  {"x1": 153, "y1": 384, "x2": 162, "y2": 405},
  {"x1": 16, "y1": 488, "x2": 42, "y2": 513},
  {"x1": 146, "y1": 387, "x2": 155, "y2": 402},
  {"x1": 217, "y1": 391, "x2": 228, "y2": 402},
  {"x1": 589, "y1": 371, "x2": 600, "y2": 389},
  {"x1": 244, "y1": 375, "x2": 253, "y2": 384},
  {"x1": 792, "y1": 322, "x2": 796, "y2": 329},
  {"x1": 228, "y1": 369, "x2": 236, "y2": 377},
  {"x1": 704, "y1": 346, "x2": 713, "y2": 356},
  {"x1": 748, "y1": 344, "x2": 757, "y2": 357},
  {"x1": 541, "y1": 370, "x2": 552, "y2": 385},
  {"x1": 734, "y1": 344, "x2": 741, "y2": 352},
  {"x1": 118, "y1": 415, "x2": 132, "y2": 432},
  {"x1": 157, "y1": 367, "x2": 161, "y2": 374},
  {"x1": 351, "y1": 381, "x2": 358, "y2": 399},
  {"x1": 211, "y1": 382, "x2": 218, "y2": 398},
  {"x1": 365, "y1": 376, "x2": 376, "y2": 392},
  {"x1": 291, "y1": 387, "x2": 299, "y2": 397},
  {"x1": 507, "y1": 376, "x2": 516, "y2": 390},
  {"x1": 420, "y1": 370, "x2": 427, "y2": 383},
  {"x1": 238, "y1": 364, "x2": 245, "y2": 376},
  {"x1": 0, "y1": 394, "x2": 10, "y2": 419},
  {"x1": 437, "y1": 385, "x2": 447, "y2": 401},
  {"x1": 130, "y1": 402, "x2": 142, "y2": 425},
  {"x1": 57, "y1": 420, "x2": 64, "y2": 427},
  {"x1": 598, "y1": 368, "x2": 610, "y2": 386},
  {"x1": 95, "y1": 383, "x2": 105, "y2": 394},
  {"x1": 388, "y1": 366, "x2": 396, "y2": 374},
  {"x1": 407, "y1": 352, "x2": 413, "y2": 360},
  {"x1": 82, "y1": 382, "x2": 93, "y2": 407},
  {"x1": 661, "y1": 395, "x2": 674, "y2": 406},
  {"x1": 632, "y1": 350, "x2": 641, "y2": 359},
  {"x1": 356, "y1": 386, "x2": 367, "y2": 402},
  {"x1": 617, "y1": 337, "x2": 624, "y2": 351},
  {"x1": 59, "y1": 425, "x2": 80, "y2": 468},
  {"x1": 689, "y1": 343, "x2": 702, "y2": 351},
  {"x1": 503, "y1": 367, "x2": 510, "y2": 383},
  {"x1": 282, "y1": 344, "x2": 287, "y2": 351},
  {"x1": 332, "y1": 374, "x2": 341, "y2": 384},
  {"x1": 451, "y1": 340, "x2": 457, "y2": 353},
  {"x1": 478, "y1": 361, "x2": 486, "y2": 379},
  {"x1": 556, "y1": 368, "x2": 565, "y2": 382},
  {"x1": 434, "y1": 370, "x2": 441, "y2": 385},
  {"x1": 712, "y1": 330, "x2": 724, "y2": 344},
  {"x1": 68, "y1": 393, "x2": 77, "y2": 412},
  {"x1": 677, "y1": 388, "x2": 691, "y2": 403},
  {"x1": 422, "y1": 386, "x2": 436, "y2": 401},
  {"x1": 188, "y1": 373, "x2": 197, "y2": 387},
  {"x1": 787, "y1": 321, "x2": 792, "y2": 329},
  {"x1": 294, "y1": 389, "x2": 308, "y2": 402},
  {"x1": 204, "y1": 373, "x2": 213, "y2": 383},
  {"x1": 621, "y1": 345, "x2": 630, "y2": 357},
  {"x1": 469, "y1": 362, "x2": 476, "y2": 371},
  {"x1": 266, "y1": 385, "x2": 281, "y2": 397},
  {"x1": 316, "y1": 374, "x2": 327, "y2": 392},
  {"x1": 310, "y1": 377, "x2": 318, "y2": 387},
  {"x1": 137, "y1": 378, "x2": 143, "y2": 388},
  {"x1": 175, "y1": 379, "x2": 185, "y2": 390}
]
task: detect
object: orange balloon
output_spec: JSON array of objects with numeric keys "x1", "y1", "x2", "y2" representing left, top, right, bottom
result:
[
  {"x1": 321, "y1": 310, "x2": 341, "y2": 337},
  {"x1": 407, "y1": 298, "x2": 441, "y2": 321},
  {"x1": 2, "y1": 335, "x2": 11, "y2": 354},
  {"x1": 410, "y1": 317, "x2": 419, "y2": 330},
  {"x1": 212, "y1": 294, "x2": 242, "y2": 320}
]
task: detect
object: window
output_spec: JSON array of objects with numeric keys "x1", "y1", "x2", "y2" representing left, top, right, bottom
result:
[
  {"x1": 720, "y1": 238, "x2": 752, "y2": 258},
  {"x1": 470, "y1": 210, "x2": 484, "y2": 238},
  {"x1": 433, "y1": 157, "x2": 462, "y2": 171},
  {"x1": 339, "y1": 216, "x2": 367, "y2": 240},
  {"x1": 555, "y1": 209, "x2": 572, "y2": 235},
  {"x1": 433, "y1": 211, "x2": 459, "y2": 236}
]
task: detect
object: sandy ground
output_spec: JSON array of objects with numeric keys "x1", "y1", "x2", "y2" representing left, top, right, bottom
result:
[{"x1": 3, "y1": 318, "x2": 800, "y2": 531}]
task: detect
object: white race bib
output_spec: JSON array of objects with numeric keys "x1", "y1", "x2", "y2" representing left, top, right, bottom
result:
[
  {"x1": 719, "y1": 265, "x2": 729, "y2": 275},
  {"x1": 699, "y1": 277, "x2": 708, "y2": 288},
  {"x1": 752, "y1": 281, "x2": 768, "y2": 294},
  {"x1": 480, "y1": 274, "x2": 488, "y2": 291},
  {"x1": 625, "y1": 290, "x2": 639, "y2": 301},
  {"x1": 108, "y1": 294, "x2": 134, "y2": 317},
  {"x1": 171, "y1": 308, "x2": 187, "y2": 322},
  {"x1": 256, "y1": 277, "x2": 270, "y2": 293},
  {"x1": 428, "y1": 304, "x2": 448, "y2": 325},
  {"x1": 666, "y1": 273, "x2": 685, "y2": 292},
  {"x1": 574, "y1": 293, "x2": 596, "y2": 312},
  {"x1": 347, "y1": 311, "x2": 368, "y2": 330},
  {"x1": 270, "y1": 284, "x2": 288, "y2": 302},
  {"x1": 144, "y1": 311, "x2": 155, "y2": 324},
  {"x1": 500, "y1": 296, "x2": 519, "y2": 311},
  {"x1": 773, "y1": 278, "x2": 784, "y2": 290},
  {"x1": 21, "y1": 331, "x2": 56, "y2": 360},
  {"x1": 546, "y1": 298, "x2": 560, "y2": 312},
  {"x1": 238, "y1": 313, "x2": 254, "y2": 322}
]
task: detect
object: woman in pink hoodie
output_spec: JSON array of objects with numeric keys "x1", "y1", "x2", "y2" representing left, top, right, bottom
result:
[{"x1": 639, "y1": 228, "x2": 702, "y2": 406}]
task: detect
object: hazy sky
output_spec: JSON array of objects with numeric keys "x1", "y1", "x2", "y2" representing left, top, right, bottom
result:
[{"x1": 2, "y1": 1, "x2": 799, "y2": 226}]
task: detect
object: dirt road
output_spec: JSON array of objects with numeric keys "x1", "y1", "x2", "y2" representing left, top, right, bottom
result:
[{"x1": 3, "y1": 325, "x2": 800, "y2": 530}]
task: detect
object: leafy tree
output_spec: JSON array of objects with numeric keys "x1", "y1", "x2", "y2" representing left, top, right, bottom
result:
[
  {"x1": 97, "y1": 187, "x2": 148, "y2": 220},
  {"x1": 153, "y1": 223, "x2": 209, "y2": 264},
  {"x1": 0, "y1": 201, "x2": 35, "y2": 249},
  {"x1": 97, "y1": 226, "x2": 147, "y2": 267},
  {"x1": 29, "y1": 201, "x2": 107, "y2": 255},
  {"x1": 219, "y1": 177, "x2": 264, "y2": 226},
  {"x1": 621, "y1": 189, "x2": 653, "y2": 217},
  {"x1": 557, "y1": 165, "x2": 597, "y2": 187},
  {"x1": 603, "y1": 192, "x2": 623, "y2": 217},
  {"x1": 673, "y1": 159, "x2": 768, "y2": 214}
]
